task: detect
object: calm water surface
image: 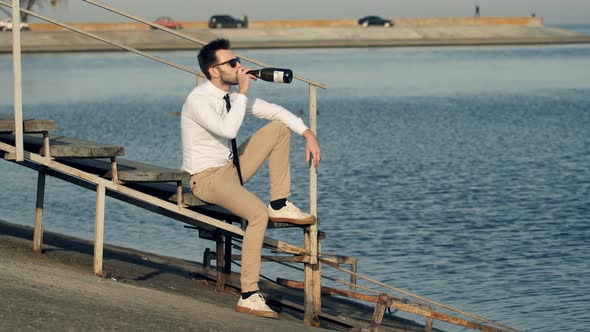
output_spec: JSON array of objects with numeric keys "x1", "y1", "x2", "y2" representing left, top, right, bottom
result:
[{"x1": 1, "y1": 42, "x2": 589, "y2": 331}]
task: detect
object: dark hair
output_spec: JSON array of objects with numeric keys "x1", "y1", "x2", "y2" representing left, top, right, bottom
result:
[{"x1": 198, "y1": 38, "x2": 230, "y2": 79}]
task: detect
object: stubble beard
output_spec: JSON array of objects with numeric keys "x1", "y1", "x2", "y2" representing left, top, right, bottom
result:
[{"x1": 221, "y1": 72, "x2": 239, "y2": 86}]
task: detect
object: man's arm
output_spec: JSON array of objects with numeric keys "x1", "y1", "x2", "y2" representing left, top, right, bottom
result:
[
  {"x1": 248, "y1": 97, "x2": 321, "y2": 168},
  {"x1": 184, "y1": 95, "x2": 246, "y2": 139},
  {"x1": 246, "y1": 98, "x2": 309, "y2": 135}
]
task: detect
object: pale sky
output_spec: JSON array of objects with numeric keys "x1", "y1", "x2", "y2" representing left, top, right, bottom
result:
[{"x1": 8, "y1": 0, "x2": 590, "y2": 24}]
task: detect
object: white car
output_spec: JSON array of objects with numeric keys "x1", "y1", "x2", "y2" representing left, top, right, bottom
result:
[{"x1": 0, "y1": 19, "x2": 30, "y2": 31}]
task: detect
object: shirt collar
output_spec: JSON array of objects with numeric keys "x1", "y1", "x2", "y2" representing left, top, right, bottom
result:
[{"x1": 203, "y1": 80, "x2": 231, "y2": 99}]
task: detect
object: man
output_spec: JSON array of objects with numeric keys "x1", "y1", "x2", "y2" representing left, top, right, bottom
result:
[{"x1": 181, "y1": 38, "x2": 321, "y2": 318}]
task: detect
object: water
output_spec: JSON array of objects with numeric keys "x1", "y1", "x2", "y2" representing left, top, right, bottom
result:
[{"x1": 1, "y1": 40, "x2": 590, "y2": 331}]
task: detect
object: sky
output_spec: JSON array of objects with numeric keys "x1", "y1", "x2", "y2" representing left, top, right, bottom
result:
[{"x1": 5, "y1": 0, "x2": 590, "y2": 24}]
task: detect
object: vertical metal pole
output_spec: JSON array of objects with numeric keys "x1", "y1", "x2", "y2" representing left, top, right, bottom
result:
[
  {"x1": 12, "y1": 0, "x2": 24, "y2": 162},
  {"x1": 303, "y1": 228, "x2": 313, "y2": 324},
  {"x1": 426, "y1": 317, "x2": 434, "y2": 332},
  {"x1": 371, "y1": 294, "x2": 390, "y2": 332},
  {"x1": 216, "y1": 231, "x2": 225, "y2": 291},
  {"x1": 224, "y1": 232, "x2": 232, "y2": 281},
  {"x1": 94, "y1": 183, "x2": 106, "y2": 276},
  {"x1": 350, "y1": 257, "x2": 358, "y2": 290},
  {"x1": 176, "y1": 181, "x2": 183, "y2": 208},
  {"x1": 304, "y1": 84, "x2": 320, "y2": 325},
  {"x1": 110, "y1": 157, "x2": 118, "y2": 183},
  {"x1": 42, "y1": 132, "x2": 51, "y2": 158},
  {"x1": 33, "y1": 166, "x2": 47, "y2": 254}
]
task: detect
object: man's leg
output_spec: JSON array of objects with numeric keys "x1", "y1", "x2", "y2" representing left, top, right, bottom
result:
[
  {"x1": 191, "y1": 162, "x2": 268, "y2": 292},
  {"x1": 238, "y1": 120, "x2": 291, "y2": 200},
  {"x1": 238, "y1": 121, "x2": 315, "y2": 225}
]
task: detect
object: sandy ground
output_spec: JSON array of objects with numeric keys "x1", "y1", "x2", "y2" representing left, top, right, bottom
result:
[
  {"x1": 0, "y1": 219, "x2": 434, "y2": 332},
  {"x1": 0, "y1": 219, "x2": 331, "y2": 332}
]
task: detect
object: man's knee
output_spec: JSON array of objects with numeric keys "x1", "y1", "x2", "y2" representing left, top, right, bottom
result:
[
  {"x1": 245, "y1": 203, "x2": 269, "y2": 228},
  {"x1": 269, "y1": 120, "x2": 290, "y2": 139}
]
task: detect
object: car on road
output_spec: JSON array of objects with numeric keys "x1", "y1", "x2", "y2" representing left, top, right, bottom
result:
[
  {"x1": 208, "y1": 15, "x2": 247, "y2": 29},
  {"x1": 358, "y1": 16, "x2": 393, "y2": 27},
  {"x1": 0, "y1": 19, "x2": 30, "y2": 31},
  {"x1": 153, "y1": 16, "x2": 183, "y2": 30}
]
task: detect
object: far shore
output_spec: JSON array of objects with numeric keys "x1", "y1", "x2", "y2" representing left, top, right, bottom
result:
[{"x1": 1, "y1": 16, "x2": 589, "y2": 53}]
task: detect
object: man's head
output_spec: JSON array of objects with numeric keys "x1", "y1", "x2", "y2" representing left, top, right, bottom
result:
[{"x1": 198, "y1": 38, "x2": 242, "y2": 84}]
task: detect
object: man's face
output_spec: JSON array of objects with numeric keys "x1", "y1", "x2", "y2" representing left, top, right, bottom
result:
[{"x1": 211, "y1": 49, "x2": 242, "y2": 85}]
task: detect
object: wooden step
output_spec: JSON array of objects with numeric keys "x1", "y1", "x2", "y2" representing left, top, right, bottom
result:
[
  {"x1": 58, "y1": 157, "x2": 189, "y2": 183},
  {"x1": 0, "y1": 134, "x2": 124, "y2": 158},
  {"x1": 57, "y1": 157, "x2": 302, "y2": 229},
  {"x1": 0, "y1": 114, "x2": 56, "y2": 133}
]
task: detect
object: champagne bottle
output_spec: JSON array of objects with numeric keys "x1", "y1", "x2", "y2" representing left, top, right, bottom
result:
[{"x1": 247, "y1": 68, "x2": 293, "y2": 83}]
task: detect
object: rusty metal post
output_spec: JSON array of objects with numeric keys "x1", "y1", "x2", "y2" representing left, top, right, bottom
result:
[{"x1": 215, "y1": 231, "x2": 225, "y2": 291}]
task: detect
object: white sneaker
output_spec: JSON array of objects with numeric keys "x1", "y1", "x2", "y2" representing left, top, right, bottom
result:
[
  {"x1": 235, "y1": 293, "x2": 279, "y2": 318},
  {"x1": 268, "y1": 201, "x2": 316, "y2": 225}
]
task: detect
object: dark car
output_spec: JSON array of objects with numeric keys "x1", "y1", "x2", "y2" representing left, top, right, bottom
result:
[
  {"x1": 153, "y1": 16, "x2": 183, "y2": 29},
  {"x1": 208, "y1": 15, "x2": 247, "y2": 29},
  {"x1": 358, "y1": 16, "x2": 393, "y2": 27}
]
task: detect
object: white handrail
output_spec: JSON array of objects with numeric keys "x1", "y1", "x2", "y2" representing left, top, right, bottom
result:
[{"x1": 11, "y1": 0, "x2": 23, "y2": 161}]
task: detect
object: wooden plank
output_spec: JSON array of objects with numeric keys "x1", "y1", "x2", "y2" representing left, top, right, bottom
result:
[
  {"x1": 0, "y1": 115, "x2": 56, "y2": 133},
  {"x1": 57, "y1": 157, "x2": 189, "y2": 183},
  {"x1": 429, "y1": 312, "x2": 509, "y2": 332},
  {"x1": 0, "y1": 134, "x2": 124, "y2": 158},
  {"x1": 0, "y1": 141, "x2": 16, "y2": 154}
]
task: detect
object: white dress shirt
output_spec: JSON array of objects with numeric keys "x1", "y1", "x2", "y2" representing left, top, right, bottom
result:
[{"x1": 181, "y1": 80, "x2": 309, "y2": 175}]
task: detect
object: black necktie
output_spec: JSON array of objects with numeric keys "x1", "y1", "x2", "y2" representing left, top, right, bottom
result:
[{"x1": 224, "y1": 94, "x2": 244, "y2": 185}]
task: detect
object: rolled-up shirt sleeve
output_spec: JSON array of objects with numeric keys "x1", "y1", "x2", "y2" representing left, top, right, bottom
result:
[{"x1": 247, "y1": 97, "x2": 309, "y2": 135}]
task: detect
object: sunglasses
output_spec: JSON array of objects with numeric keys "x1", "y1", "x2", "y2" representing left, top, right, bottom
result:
[{"x1": 212, "y1": 57, "x2": 240, "y2": 68}]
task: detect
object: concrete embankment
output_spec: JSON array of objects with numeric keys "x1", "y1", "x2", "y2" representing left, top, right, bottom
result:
[
  {"x1": 0, "y1": 219, "x2": 325, "y2": 332},
  {"x1": 1, "y1": 16, "x2": 589, "y2": 53},
  {"x1": 0, "y1": 219, "x2": 431, "y2": 331}
]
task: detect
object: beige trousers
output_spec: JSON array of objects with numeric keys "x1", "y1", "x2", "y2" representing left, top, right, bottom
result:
[{"x1": 190, "y1": 121, "x2": 291, "y2": 292}]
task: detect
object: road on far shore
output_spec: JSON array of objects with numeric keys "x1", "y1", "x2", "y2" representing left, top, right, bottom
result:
[{"x1": 1, "y1": 24, "x2": 589, "y2": 53}]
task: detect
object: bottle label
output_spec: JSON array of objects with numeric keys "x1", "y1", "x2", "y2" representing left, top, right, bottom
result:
[{"x1": 273, "y1": 71, "x2": 284, "y2": 83}]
